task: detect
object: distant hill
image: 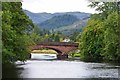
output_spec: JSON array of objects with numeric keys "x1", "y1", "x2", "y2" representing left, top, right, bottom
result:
[
  {"x1": 54, "y1": 19, "x2": 88, "y2": 36},
  {"x1": 23, "y1": 9, "x2": 91, "y2": 24},
  {"x1": 53, "y1": 12, "x2": 90, "y2": 20},
  {"x1": 39, "y1": 14, "x2": 79, "y2": 30},
  {"x1": 23, "y1": 9, "x2": 91, "y2": 36},
  {"x1": 23, "y1": 10, "x2": 53, "y2": 23}
]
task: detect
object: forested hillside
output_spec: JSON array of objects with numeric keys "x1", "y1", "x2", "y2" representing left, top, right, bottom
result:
[
  {"x1": 23, "y1": 10, "x2": 91, "y2": 36},
  {"x1": 54, "y1": 19, "x2": 88, "y2": 36},
  {"x1": 39, "y1": 14, "x2": 79, "y2": 30}
]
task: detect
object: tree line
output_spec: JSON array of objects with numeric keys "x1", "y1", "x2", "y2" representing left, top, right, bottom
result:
[{"x1": 77, "y1": 2, "x2": 120, "y2": 62}]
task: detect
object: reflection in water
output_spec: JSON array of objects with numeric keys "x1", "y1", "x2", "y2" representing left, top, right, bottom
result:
[
  {"x1": 31, "y1": 53, "x2": 57, "y2": 60},
  {"x1": 2, "y1": 53, "x2": 120, "y2": 79}
]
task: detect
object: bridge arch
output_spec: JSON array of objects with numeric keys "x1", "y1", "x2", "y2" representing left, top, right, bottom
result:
[
  {"x1": 32, "y1": 46, "x2": 63, "y2": 55},
  {"x1": 32, "y1": 42, "x2": 79, "y2": 59}
]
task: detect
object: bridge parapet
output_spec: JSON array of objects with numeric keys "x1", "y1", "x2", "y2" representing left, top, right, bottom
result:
[{"x1": 36, "y1": 41, "x2": 79, "y2": 47}]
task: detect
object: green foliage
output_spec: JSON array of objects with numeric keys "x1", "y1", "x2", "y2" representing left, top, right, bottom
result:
[
  {"x1": 2, "y1": 2, "x2": 34, "y2": 63},
  {"x1": 69, "y1": 32, "x2": 80, "y2": 42},
  {"x1": 102, "y1": 12, "x2": 120, "y2": 62},
  {"x1": 30, "y1": 25, "x2": 44, "y2": 42},
  {"x1": 80, "y1": 19, "x2": 104, "y2": 62},
  {"x1": 43, "y1": 33, "x2": 63, "y2": 42},
  {"x1": 79, "y1": 2, "x2": 120, "y2": 62},
  {"x1": 88, "y1": 2, "x2": 119, "y2": 19}
]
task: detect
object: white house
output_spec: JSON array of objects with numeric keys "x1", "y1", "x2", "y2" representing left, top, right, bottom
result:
[{"x1": 63, "y1": 38, "x2": 70, "y2": 42}]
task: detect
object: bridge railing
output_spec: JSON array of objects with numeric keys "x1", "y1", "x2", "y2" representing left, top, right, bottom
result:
[{"x1": 36, "y1": 41, "x2": 79, "y2": 47}]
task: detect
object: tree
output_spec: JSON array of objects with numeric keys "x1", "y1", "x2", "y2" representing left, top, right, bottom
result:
[
  {"x1": 102, "y1": 12, "x2": 120, "y2": 62},
  {"x1": 79, "y1": 2, "x2": 120, "y2": 62},
  {"x1": 80, "y1": 19, "x2": 104, "y2": 62},
  {"x1": 2, "y1": 2, "x2": 34, "y2": 63},
  {"x1": 44, "y1": 33, "x2": 62, "y2": 42},
  {"x1": 69, "y1": 32, "x2": 80, "y2": 42},
  {"x1": 88, "y1": 2, "x2": 119, "y2": 19}
]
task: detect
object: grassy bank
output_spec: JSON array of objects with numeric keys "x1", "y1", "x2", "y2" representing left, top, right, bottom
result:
[
  {"x1": 32, "y1": 50, "x2": 57, "y2": 54},
  {"x1": 32, "y1": 50, "x2": 81, "y2": 58}
]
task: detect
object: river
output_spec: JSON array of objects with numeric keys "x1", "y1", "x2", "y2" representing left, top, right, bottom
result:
[{"x1": 2, "y1": 53, "x2": 120, "y2": 79}]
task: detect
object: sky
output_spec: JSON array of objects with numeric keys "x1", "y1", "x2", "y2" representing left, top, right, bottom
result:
[{"x1": 22, "y1": 0, "x2": 97, "y2": 14}]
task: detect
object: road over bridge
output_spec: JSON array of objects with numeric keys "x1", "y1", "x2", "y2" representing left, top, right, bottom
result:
[{"x1": 32, "y1": 41, "x2": 79, "y2": 59}]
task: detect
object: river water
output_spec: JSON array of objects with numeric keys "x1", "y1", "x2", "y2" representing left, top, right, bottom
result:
[{"x1": 2, "y1": 53, "x2": 120, "y2": 79}]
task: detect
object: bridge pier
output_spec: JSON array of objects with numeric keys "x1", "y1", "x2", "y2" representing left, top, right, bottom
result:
[
  {"x1": 57, "y1": 54, "x2": 68, "y2": 60},
  {"x1": 28, "y1": 53, "x2": 31, "y2": 59}
]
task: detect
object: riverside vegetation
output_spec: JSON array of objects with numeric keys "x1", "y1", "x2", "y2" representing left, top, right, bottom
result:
[
  {"x1": 2, "y1": 2, "x2": 120, "y2": 63},
  {"x1": 78, "y1": 2, "x2": 120, "y2": 62}
]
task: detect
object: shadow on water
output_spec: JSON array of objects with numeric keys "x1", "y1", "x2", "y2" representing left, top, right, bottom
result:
[{"x1": 2, "y1": 63, "x2": 25, "y2": 80}]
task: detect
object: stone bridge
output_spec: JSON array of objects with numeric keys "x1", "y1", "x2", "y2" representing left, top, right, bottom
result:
[{"x1": 32, "y1": 41, "x2": 79, "y2": 59}]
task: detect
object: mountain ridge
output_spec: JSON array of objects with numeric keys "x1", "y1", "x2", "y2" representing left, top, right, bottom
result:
[
  {"x1": 39, "y1": 14, "x2": 79, "y2": 30},
  {"x1": 23, "y1": 9, "x2": 91, "y2": 36},
  {"x1": 23, "y1": 9, "x2": 91, "y2": 24}
]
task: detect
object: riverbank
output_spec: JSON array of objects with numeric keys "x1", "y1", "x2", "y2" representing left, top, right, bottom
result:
[
  {"x1": 32, "y1": 50, "x2": 81, "y2": 57},
  {"x1": 32, "y1": 50, "x2": 57, "y2": 54}
]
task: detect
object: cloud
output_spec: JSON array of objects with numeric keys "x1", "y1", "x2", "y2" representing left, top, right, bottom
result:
[{"x1": 22, "y1": 0, "x2": 96, "y2": 13}]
